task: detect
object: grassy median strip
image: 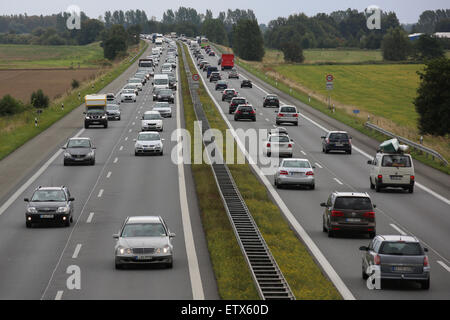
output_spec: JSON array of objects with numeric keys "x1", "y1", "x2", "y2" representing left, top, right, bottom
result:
[
  {"x1": 182, "y1": 43, "x2": 342, "y2": 300},
  {"x1": 178, "y1": 44, "x2": 260, "y2": 300},
  {"x1": 0, "y1": 41, "x2": 148, "y2": 161}
]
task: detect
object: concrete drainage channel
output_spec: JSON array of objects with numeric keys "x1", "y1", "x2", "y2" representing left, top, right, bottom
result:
[{"x1": 180, "y1": 44, "x2": 295, "y2": 300}]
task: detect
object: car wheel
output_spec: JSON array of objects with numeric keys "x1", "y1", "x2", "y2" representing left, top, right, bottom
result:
[
  {"x1": 375, "y1": 181, "x2": 381, "y2": 193},
  {"x1": 369, "y1": 232, "x2": 376, "y2": 239},
  {"x1": 26, "y1": 221, "x2": 32, "y2": 228},
  {"x1": 135, "y1": 152, "x2": 139, "y2": 156},
  {"x1": 420, "y1": 279, "x2": 430, "y2": 290},
  {"x1": 84, "y1": 124, "x2": 89, "y2": 129},
  {"x1": 91, "y1": 159, "x2": 95, "y2": 166},
  {"x1": 64, "y1": 160, "x2": 68, "y2": 166},
  {"x1": 347, "y1": 149, "x2": 352, "y2": 154},
  {"x1": 160, "y1": 150, "x2": 163, "y2": 156},
  {"x1": 276, "y1": 121, "x2": 280, "y2": 125},
  {"x1": 322, "y1": 217, "x2": 327, "y2": 232},
  {"x1": 104, "y1": 123, "x2": 108, "y2": 128},
  {"x1": 362, "y1": 267, "x2": 369, "y2": 280},
  {"x1": 328, "y1": 228, "x2": 335, "y2": 238},
  {"x1": 408, "y1": 186, "x2": 414, "y2": 193},
  {"x1": 64, "y1": 219, "x2": 70, "y2": 227},
  {"x1": 118, "y1": 116, "x2": 121, "y2": 121},
  {"x1": 295, "y1": 122, "x2": 298, "y2": 126},
  {"x1": 166, "y1": 260, "x2": 173, "y2": 269},
  {"x1": 325, "y1": 148, "x2": 329, "y2": 154},
  {"x1": 267, "y1": 152, "x2": 271, "y2": 157},
  {"x1": 115, "y1": 262, "x2": 123, "y2": 270},
  {"x1": 370, "y1": 178, "x2": 375, "y2": 189},
  {"x1": 310, "y1": 184, "x2": 315, "y2": 190}
]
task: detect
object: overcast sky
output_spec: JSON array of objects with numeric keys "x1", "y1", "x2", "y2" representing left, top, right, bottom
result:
[{"x1": 2, "y1": 0, "x2": 449, "y2": 24}]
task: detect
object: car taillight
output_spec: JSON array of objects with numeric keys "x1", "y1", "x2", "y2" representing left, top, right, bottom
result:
[
  {"x1": 423, "y1": 256, "x2": 429, "y2": 267},
  {"x1": 306, "y1": 171, "x2": 314, "y2": 176},
  {"x1": 279, "y1": 170, "x2": 288, "y2": 175},
  {"x1": 326, "y1": 138, "x2": 330, "y2": 144},
  {"x1": 293, "y1": 113, "x2": 298, "y2": 117},
  {"x1": 377, "y1": 174, "x2": 382, "y2": 182},
  {"x1": 288, "y1": 143, "x2": 292, "y2": 148},
  {"x1": 363, "y1": 211, "x2": 375, "y2": 218},
  {"x1": 278, "y1": 113, "x2": 284, "y2": 117},
  {"x1": 331, "y1": 210, "x2": 344, "y2": 217},
  {"x1": 374, "y1": 254, "x2": 381, "y2": 265},
  {"x1": 236, "y1": 110, "x2": 241, "y2": 114},
  {"x1": 250, "y1": 110, "x2": 255, "y2": 114},
  {"x1": 267, "y1": 143, "x2": 271, "y2": 147},
  {"x1": 410, "y1": 175, "x2": 415, "y2": 181}
]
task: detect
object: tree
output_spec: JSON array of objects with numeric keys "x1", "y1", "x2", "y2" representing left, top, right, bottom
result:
[
  {"x1": 281, "y1": 41, "x2": 305, "y2": 63},
  {"x1": 102, "y1": 24, "x2": 128, "y2": 60},
  {"x1": 414, "y1": 57, "x2": 450, "y2": 136},
  {"x1": 413, "y1": 34, "x2": 444, "y2": 61},
  {"x1": 77, "y1": 19, "x2": 104, "y2": 45},
  {"x1": 0, "y1": 94, "x2": 25, "y2": 116},
  {"x1": 30, "y1": 89, "x2": 49, "y2": 108},
  {"x1": 232, "y1": 19, "x2": 264, "y2": 61},
  {"x1": 381, "y1": 27, "x2": 411, "y2": 61}
]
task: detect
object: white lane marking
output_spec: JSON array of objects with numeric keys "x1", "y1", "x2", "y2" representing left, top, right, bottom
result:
[
  {"x1": 437, "y1": 261, "x2": 450, "y2": 273},
  {"x1": 55, "y1": 291, "x2": 63, "y2": 300},
  {"x1": 188, "y1": 44, "x2": 354, "y2": 300},
  {"x1": 125, "y1": 137, "x2": 129, "y2": 141},
  {"x1": 72, "y1": 244, "x2": 82, "y2": 259},
  {"x1": 135, "y1": 116, "x2": 138, "y2": 119},
  {"x1": 106, "y1": 171, "x2": 111, "y2": 178},
  {"x1": 119, "y1": 146, "x2": 123, "y2": 151},
  {"x1": 177, "y1": 47, "x2": 205, "y2": 300},
  {"x1": 265, "y1": 118, "x2": 270, "y2": 122},
  {"x1": 132, "y1": 122, "x2": 135, "y2": 126},
  {"x1": 113, "y1": 157, "x2": 118, "y2": 163},
  {"x1": 0, "y1": 128, "x2": 85, "y2": 216},
  {"x1": 390, "y1": 223, "x2": 407, "y2": 236},
  {"x1": 333, "y1": 178, "x2": 343, "y2": 185},
  {"x1": 86, "y1": 212, "x2": 94, "y2": 223},
  {"x1": 259, "y1": 113, "x2": 263, "y2": 116},
  {"x1": 128, "y1": 129, "x2": 132, "y2": 132},
  {"x1": 300, "y1": 150, "x2": 306, "y2": 155},
  {"x1": 315, "y1": 162, "x2": 323, "y2": 169},
  {"x1": 97, "y1": 189, "x2": 104, "y2": 198}
]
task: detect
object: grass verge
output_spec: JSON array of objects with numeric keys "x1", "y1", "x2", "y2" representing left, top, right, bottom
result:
[
  {"x1": 182, "y1": 43, "x2": 342, "y2": 299},
  {"x1": 0, "y1": 41, "x2": 148, "y2": 161}
]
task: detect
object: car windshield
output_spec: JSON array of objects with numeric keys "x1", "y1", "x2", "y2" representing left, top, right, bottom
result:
[
  {"x1": 129, "y1": 79, "x2": 140, "y2": 83},
  {"x1": 138, "y1": 133, "x2": 160, "y2": 141},
  {"x1": 329, "y1": 133, "x2": 349, "y2": 140},
  {"x1": 67, "y1": 139, "x2": 91, "y2": 148},
  {"x1": 154, "y1": 102, "x2": 169, "y2": 108},
  {"x1": 155, "y1": 78, "x2": 168, "y2": 85},
  {"x1": 159, "y1": 89, "x2": 172, "y2": 95},
  {"x1": 283, "y1": 160, "x2": 310, "y2": 168},
  {"x1": 382, "y1": 155, "x2": 411, "y2": 167},
  {"x1": 379, "y1": 242, "x2": 422, "y2": 256},
  {"x1": 107, "y1": 105, "x2": 119, "y2": 111},
  {"x1": 334, "y1": 197, "x2": 372, "y2": 210},
  {"x1": 281, "y1": 107, "x2": 296, "y2": 113},
  {"x1": 143, "y1": 113, "x2": 162, "y2": 120},
  {"x1": 123, "y1": 90, "x2": 134, "y2": 94},
  {"x1": 270, "y1": 136, "x2": 290, "y2": 143},
  {"x1": 238, "y1": 106, "x2": 253, "y2": 112},
  {"x1": 31, "y1": 190, "x2": 66, "y2": 202},
  {"x1": 267, "y1": 96, "x2": 278, "y2": 100},
  {"x1": 232, "y1": 99, "x2": 246, "y2": 104},
  {"x1": 121, "y1": 223, "x2": 167, "y2": 237}
]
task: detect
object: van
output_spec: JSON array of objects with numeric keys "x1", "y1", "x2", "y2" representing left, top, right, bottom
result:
[
  {"x1": 368, "y1": 152, "x2": 415, "y2": 193},
  {"x1": 153, "y1": 74, "x2": 169, "y2": 90}
]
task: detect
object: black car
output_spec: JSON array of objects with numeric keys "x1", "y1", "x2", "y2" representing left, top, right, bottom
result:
[
  {"x1": 321, "y1": 131, "x2": 352, "y2": 154},
  {"x1": 215, "y1": 80, "x2": 228, "y2": 91},
  {"x1": 263, "y1": 94, "x2": 279, "y2": 108},
  {"x1": 155, "y1": 89, "x2": 175, "y2": 104},
  {"x1": 241, "y1": 79, "x2": 252, "y2": 88},
  {"x1": 209, "y1": 72, "x2": 221, "y2": 82},
  {"x1": 24, "y1": 186, "x2": 74, "y2": 228},
  {"x1": 168, "y1": 75, "x2": 177, "y2": 91},
  {"x1": 62, "y1": 137, "x2": 96, "y2": 166},
  {"x1": 229, "y1": 97, "x2": 247, "y2": 114},
  {"x1": 234, "y1": 104, "x2": 256, "y2": 122},
  {"x1": 222, "y1": 89, "x2": 238, "y2": 102}
]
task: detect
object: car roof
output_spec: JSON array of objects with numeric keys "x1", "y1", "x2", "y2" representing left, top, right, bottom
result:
[
  {"x1": 329, "y1": 131, "x2": 348, "y2": 134},
  {"x1": 333, "y1": 192, "x2": 370, "y2": 198},
  {"x1": 35, "y1": 186, "x2": 66, "y2": 191},
  {"x1": 376, "y1": 235, "x2": 419, "y2": 242},
  {"x1": 282, "y1": 158, "x2": 309, "y2": 162},
  {"x1": 126, "y1": 216, "x2": 162, "y2": 224}
]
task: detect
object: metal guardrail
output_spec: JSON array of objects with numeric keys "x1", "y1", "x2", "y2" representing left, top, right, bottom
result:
[
  {"x1": 365, "y1": 122, "x2": 448, "y2": 166},
  {"x1": 180, "y1": 43, "x2": 295, "y2": 300}
]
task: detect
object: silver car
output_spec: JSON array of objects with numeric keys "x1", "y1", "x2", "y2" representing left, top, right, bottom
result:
[
  {"x1": 360, "y1": 235, "x2": 430, "y2": 289},
  {"x1": 113, "y1": 216, "x2": 175, "y2": 269},
  {"x1": 134, "y1": 131, "x2": 164, "y2": 156},
  {"x1": 264, "y1": 134, "x2": 294, "y2": 157},
  {"x1": 274, "y1": 158, "x2": 315, "y2": 189},
  {"x1": 152, "y1": 102, "x2": 172, "y2": 118},
  {"x1": 275, "y1": 105, "x2": 299, "y2": 126}
]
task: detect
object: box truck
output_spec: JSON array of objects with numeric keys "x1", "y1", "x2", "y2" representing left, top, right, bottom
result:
[{"x1": 84, "y1": 94, "x2": 108, "y2": 128}]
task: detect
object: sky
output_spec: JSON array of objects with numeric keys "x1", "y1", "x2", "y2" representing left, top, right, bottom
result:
[{"x1": 2, "y1": 0, "x2": 449, "y2": 24}]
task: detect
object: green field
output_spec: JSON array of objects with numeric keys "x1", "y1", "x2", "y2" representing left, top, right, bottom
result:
[{"x1": 0, "y1": 42, "x2": 105, "y2": 69}]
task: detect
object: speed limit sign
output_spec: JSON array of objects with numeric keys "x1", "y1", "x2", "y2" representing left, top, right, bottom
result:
[
  {"x1": 326, "y1": 74, "x2": 334, "y2": 82},
  {"x1": 192, "y1": 74, "x2": 200, "y2": 81}
]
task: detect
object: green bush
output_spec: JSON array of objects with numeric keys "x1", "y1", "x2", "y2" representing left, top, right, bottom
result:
[
  {"x1": 30, "y1": 89, "x2": 49, "y2": 109},
  {"x1": 0, "y1": 95, "x2": 25, "y2": 116},
  {"x1": 71, "y1": 79, "x2": 80, "y2": 89}
]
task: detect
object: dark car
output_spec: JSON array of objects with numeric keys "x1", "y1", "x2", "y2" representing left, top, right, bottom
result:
[
  {"x1": 321, "y1": 192, "x2": 376, "y2": 238},
  {"x1": 207, "y1": 66, "x2": 218, "y2": 78},
  {"x1": 222, "y1": 89, "x2": 238, "y2": 102},
  {"x1": 155, "y1": 89, "x2": 175, "y2": 104},
  {"x1": 106, "y1": 104, "x2": 121, "y2": 120},
  {"x1": 241, "y1": 79, "x2": 252, "y2": 88},
  {"x1": 62, "y1": 137, "x2": 96, "y2": 166},
  {"x1": 168, "y1": 75, "x2": 177, "y2": 91},
  {"x1": 234, "y1": 104, "x2": 256, "y2": 122},
  {"x1": 263, "y1": 94, "x2": 279, "y2": 108},
  {"x1": 209, "y1": 72, "x2": 221, "y2": 82},
  {"x1": 24, "y1": 186, "x2": 75, "y2": 228},
  {"x1": 229, "y1": 97, "x2": 247, "y2": 114},
  {"x1": 321, "y1": 131, "x2": 352, "y2": 154},
  {"x1": 215, "y1": 80, "x2": 228, "y2": 91}
]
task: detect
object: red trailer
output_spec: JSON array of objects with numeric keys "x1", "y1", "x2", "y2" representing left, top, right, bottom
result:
[{"x1": 220, "y1": 54, "x2": 234, "y2": 70}]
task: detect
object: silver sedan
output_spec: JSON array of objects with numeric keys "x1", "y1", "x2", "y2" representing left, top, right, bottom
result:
[{"x1": 274, "y1": 158, "x2": 315, "y2": 189}]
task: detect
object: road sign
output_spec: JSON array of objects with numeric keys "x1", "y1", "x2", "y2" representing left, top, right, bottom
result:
[
  {"x1": 326, "y1": 82, "x2": 334, "y2": 90},
  {"x1": 326, "y1": 74, "x2": 334, "y2": 82},
  {"x1": 192, "y1": 74, "x2": 200, "y2": 81}
]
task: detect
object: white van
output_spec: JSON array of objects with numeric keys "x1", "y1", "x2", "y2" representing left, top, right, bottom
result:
[
  {"x1": 153, "y1": 74, "x2": 169, "y2": 90},
  {"x1": 368, "y1": 152, "x2": 415, "y2": 193}
]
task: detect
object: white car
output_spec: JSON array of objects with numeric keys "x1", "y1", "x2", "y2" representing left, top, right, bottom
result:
[
  {"x1": 120, "y1": 89, "x2": 137, "y2": 103},
  {"x1": 124, "y1": 83, "x2": 141, "y2": 94},
  {"x1": 274, "y1": 158, "x2": 315, "y2": 189},
  {"x1": 141, "y1": 110, "x2": 163, "y2": 132},
  {"x1": 128, "y1": 78, "x2": 143, "y2": 91},
  {"x1": 264, "y1": 134, "x2": 294, "y2": 157},
  {"x1": 152, "y1": 102, "x2": 172, "y2": 118},
  {"x1": 134, "y1": 132, "x2": 164, "y2": 156}
]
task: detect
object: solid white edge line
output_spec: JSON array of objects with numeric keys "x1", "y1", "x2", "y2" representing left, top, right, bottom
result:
[
  {"x1": 55, "y1": 291, "x2": 63, "y2": 300},
  {"x1": 437, "y1": 260, "x2": 450, "y2": 273},
  {"x1": 177, "y1": 47, "x2": 205, "y2": 300},
  {"x1": 390, "y1": 223, "x2": 407, "y2": 236},
  {"x1": 187, "y1": 44, "x2": 355, "y2": 300},
  {"x1": 72, "y1": 244, "x2": 82, "y2": 259}
]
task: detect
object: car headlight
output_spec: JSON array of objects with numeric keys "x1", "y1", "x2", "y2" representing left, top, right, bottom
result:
[
  {"x1": 88, "y1": 151, "x2": 95, "y2": 157},
  {"x1": 57, "y1": 206, "x2": 69, "y2": 213},
  {"x1": 101, "y1": 115, "x2": 106, "y2": 119},
  {"x1": 64, "y1": 152, "x2": 71, "y2": 158},
  {"x1": 27, "y1": 207, "x2": 37, "y2": 213},
  {"x1": 117, "y1": 247, "x2": 132, "y2": 255},
  {"x1": 156, "y1": 245, "x2": 171, "y2": 254}
]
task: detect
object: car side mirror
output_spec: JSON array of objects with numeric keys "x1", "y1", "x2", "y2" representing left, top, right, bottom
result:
[
  {"x1": 359, "y1": 246, "x2": 369, "y2": 251},
  {"x1": 320, "y1": 202, "x2": 327, "y2": 207},
  {"x1": 133, "y1": 139, "x2": 137, "y2": 142},
  {"x1": 373, "y1": 204, "x2": 376, "y2": 208},
  {"x1": 367, "y1": 160, "x2": 372, "y2": 165},
  {"x1": 113, "y1": 234, "x2": 119, "y2": 240},
  {"x1": 169, "y1": 233, "x2": 176, "y2": 238},
  {"x1": 69, "y1": 197, "x2": 75, "y2": 201},
  {"x1": 312, "y1": 166, "x2": 316, "y2": 169},
  {"x1": 162, "y1": 138, "x2": 165, "y2": 141},
  {"x1": 61, "y1": 146, "x2": 66, "y2": 150},
  {"x1": 424, "y1": 247, "x2": 428, "y2": 252},
  {"x1": 24, "y1": 198, "x2": 29, "y2": 202},
  {"x1": 321, "y1": 136, "x2": 326, "y2": 139}
]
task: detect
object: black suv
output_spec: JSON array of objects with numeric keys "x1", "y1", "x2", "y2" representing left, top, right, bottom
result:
[
  {"x1": 241, "y1": 79, "x2": 252, "y2": 88},
  {"x1": 24, "y1": 186, "x2": 75, "y2": 228},
  {"x1": 321, "y1": 131, "x2": 352, "y2": 154},
  {"x1": 62, "y1": 137, "x2": 96, "y2": 166},
  {"x1": 234, "y1": 104, "x2": 256, "y2": 122},
  {"x1": 321, "y1": 192, "x2": 376, "y2": 238},
  {"x1": 263, "y1": 94, "x2": 279, "y2": 108},
  {"x1": 229, "y1": 97, "x2": 247, "y2": 114}
]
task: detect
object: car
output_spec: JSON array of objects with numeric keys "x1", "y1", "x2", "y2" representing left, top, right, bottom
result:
[
  {"x1": 321, "y1": 131, "x2": 352, "y2": 154},
  {"x1": 134, "y1": 131, "x2": 164, "y2": 156},
  {"x1": 168, "y1": 75, "x2": 177, "y2": 91},
  {"x1": 24, "y1": 186, "x2": 74, "y2": 228},
  {"x1": 234, "y1": 104, "x2": 256, "y2": 122},
  {"x1": 264, "y1": 134, "x2": 293, "y2": 158},
  {"x1": 228, "y1": 69, "x2": 239, "y2": 79},
  {"x1": 155, "y1": 88, "x2": 175, "y2": 104},
  {"x1": 321, "y1": 192, "x2": 376, "y2": 238},
  {"x1": 123, "y1": 83, "x2": 140, "y2": 95},
  {"x1": 222, "y1": 88, "x2": 238, "y2": 102},
  {"x1": 229, "y1": 97, "x2": 247, "y2": 114},
  {"x1": 241, "y1": 79, "x2": 252, "y2": 88},
  {"x1": 161, "y1": 63, "x2": 172, "y2": 73},
  {"x1": 215, "y1": 80, "x2": 228, "y2": 91},
  {"x1": 274, "y1": 158, "x2": 315, "y2": 189},
  {"x1": 120, "y1": 89, "x2": 137, "y2": 103},
  {"x1": 275, "y1": 105, "x2": 299, "y2": 126},
  {"x1": 368, "y1": 151, "x2": 415, "y2": 193},
  {"x1": 198, "y1": 60, "x2": 207, "y2": 68},
  {"x1": 359, "y1": 235, "x2": 430, "y2": 289},
  {"x1": 209, "y1": 51, "x2": 215, "y2": 56},
  {"x1": 209, "y1": 72, "x2": 221, "y2": 82},
  {"x1": 134, "y1": 73, "x2": 147, "y2": 84},
  {"x1": 113, "y1": 216, "x2": 175, "y2": 269},
  {"x1": 268, "y1": 127, "x2": 288, "y2": 137},
  {"x1": 152, "y1": 102, "x2": 172, "y2": 118},
  {"x1": 263, "y1": 94, "x2": 279, "y2": 108},
  {"x1": 62, "y1": 137, "x2": 96, "y2": 166},
  {"x1": 202, "y1": 63, "x2": 210, "y2": 71},
  {"x1": 207, "y1": 66, "x2": 218, "y2": 78},
  {"x1": 106, "y1": 104, "x2": 121, "y2": 120},
  {"x1": 141, "y1": 111, "x2": 163, "y2": 132},
  {"x1": 127, "y1": 78, "x2": 143, "y2": 91}
]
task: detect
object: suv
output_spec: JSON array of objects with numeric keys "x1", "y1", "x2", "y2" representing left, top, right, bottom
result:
[
  {"x1": 368, "y1": 152, "x2": 415, "y2": 193},
  {"x1": 263, "y1": 94, "x2": 279, "y2": 108},
  {"x1": 275, "y1": 105, "x2": 299, "y2": 126},
  {"x1": 241, "y1": 79, "x2": 252, "y2": 88},
  {"x1": 209, "y1": 72, "x2": 221, "y2": 82},
  {"x1": 234, "y1": 104, "x2": 256, "y2": 122},
  {"x1": 228, "y1": 69, "x2": 239, "y2": 79},
  {"x1": 24, "y1": 186, "x2": 75, "y2": 228},
  {"x1": 359, "y1": 235, "x2": 430, "y2": 289},
  {"x1": 62, "y1": 137, "x2": 96, "y2": 166},
  {"x1": 321, "y1": 131, "x2": 352, "y2": 154},
  {"x1": 222, "y1": 89, "x2": 238, "y2": 102},
  {"x1": 321, "y1": 192, "x2": 376, "y2": 238},
  {"x1": 215, "y1": 80, "x2": 228, "y2": 91},
  {"x1": 207, "y1": 66, "x2": 218, "y2": 78},
  {"x1": 229, "y1": 97, "x2": 247, "y2": 114}
]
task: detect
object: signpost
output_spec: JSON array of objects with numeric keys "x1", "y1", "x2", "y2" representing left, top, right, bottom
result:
[{"x1": 326, "y1": 74, "x2": 334, "y2": 110}]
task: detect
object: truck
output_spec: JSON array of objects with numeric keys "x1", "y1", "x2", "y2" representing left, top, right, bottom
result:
[
  {"x1": 84, "y1": 94, "x2": 108, "y2": 128},
  {"x1": 220, "y1": 53, "x2": 234, "y2": 70},
  {"x1": 138, "y1": 58, "x2": 153, "y2": 68}
]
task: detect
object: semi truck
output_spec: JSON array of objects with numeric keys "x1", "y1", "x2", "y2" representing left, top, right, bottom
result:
[
  {"x1": 220, "y1": 53, "x2": 235, "y2": 70},
  {"x1": 84, "y1": 94, "x2": 108, "y2": 128}
]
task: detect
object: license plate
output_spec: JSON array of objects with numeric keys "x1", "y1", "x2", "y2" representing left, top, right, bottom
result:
[
  {"x1": 335, "y1": 143, "x2": 343, "y2": 146},
  {"x1": 390, "y1": 176, "x2": 402, "y2": 180},
  {"x1": 291, "y1": 172, "x2": 304, "y2": 176},
  {"x1": 242, "y1": 112, "x2": 249, "y2": 115},
  {"x1": 136, "y1": 256, "x2": 153, "y2": 260},
  {"x1": 392, "y1": 266, "x2": 413, "y2": 272},
  {"x1": 40, "y1": 214, "x2": 54, "y2": 218},
  {"x1": 346, "y1": 218, "x2": 361, "y2": 222}
]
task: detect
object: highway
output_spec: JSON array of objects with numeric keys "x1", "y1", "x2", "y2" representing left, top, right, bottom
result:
[
  {"x1": 0, "y1": 41, "x2": 218, "y2": 300},
  {"x1": 190, "y1": 43, "x2": 450, "y2": 299}
]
